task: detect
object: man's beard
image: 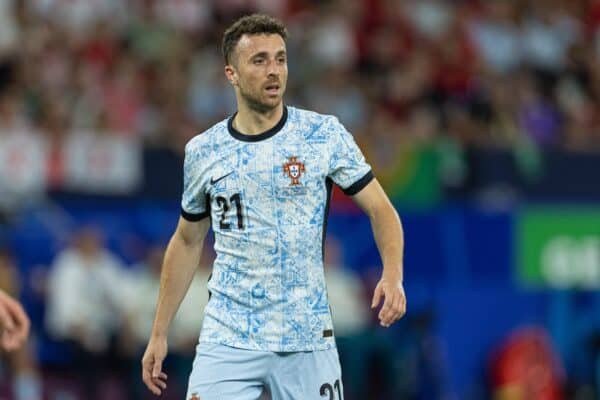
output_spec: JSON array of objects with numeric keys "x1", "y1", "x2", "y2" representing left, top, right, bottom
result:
[{"x1": 239, "y1": 83, "x2": 281, "y2": 114}]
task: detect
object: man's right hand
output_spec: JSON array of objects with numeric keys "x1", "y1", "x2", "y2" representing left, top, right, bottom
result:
[{"x1": 142, "y1": 336, "x2": 169, "y2": 395}]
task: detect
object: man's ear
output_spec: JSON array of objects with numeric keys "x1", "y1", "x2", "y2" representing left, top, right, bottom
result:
[{"x1": 224, "y1": 65, "x2": 238, "y2": 86}]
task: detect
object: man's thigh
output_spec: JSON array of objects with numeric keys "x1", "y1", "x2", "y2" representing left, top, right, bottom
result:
[
  {"x1": 186, "y1": 343, "x2": 270, "y2": 400},
  {"x1": 267, "y1": 347, "x2": 344, "y2": 400}
]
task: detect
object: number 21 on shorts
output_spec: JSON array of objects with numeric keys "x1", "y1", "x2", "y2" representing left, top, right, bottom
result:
[{"x1": 320, "y1": 378, "x2": 342, "y2": 399}]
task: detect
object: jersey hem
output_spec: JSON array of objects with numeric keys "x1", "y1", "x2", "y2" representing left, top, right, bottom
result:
[{"x1": 198, "y1": 337, "x2": 337, "y2": 353}]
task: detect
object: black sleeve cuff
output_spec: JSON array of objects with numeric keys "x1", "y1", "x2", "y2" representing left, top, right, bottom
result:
[
  {"x1": 342, "y1": 170, "x2": 374, "y2": 195},
  {"x1": 181, "y1": 208, "x2": 210, "y2": 222}
]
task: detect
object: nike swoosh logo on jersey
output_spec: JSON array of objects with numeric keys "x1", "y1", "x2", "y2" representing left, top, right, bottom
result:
[{"x1": 210, "y1": 172, "x2": 232, "y2": 185}]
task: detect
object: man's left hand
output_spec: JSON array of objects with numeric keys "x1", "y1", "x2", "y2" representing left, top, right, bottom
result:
[{"x1": 371, "y1": 272, "x2": 406, "y2": 327}]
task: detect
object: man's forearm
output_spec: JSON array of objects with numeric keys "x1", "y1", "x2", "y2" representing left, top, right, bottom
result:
[
  {"x1": 369, "y1": 204, "x2": 404, "y2": 280},
  {"x1": 151, "y1": 229, "x2": 205, "y2": 338}
]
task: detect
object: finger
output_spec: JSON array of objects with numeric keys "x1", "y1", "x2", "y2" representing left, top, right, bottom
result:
[
  {"x1": 392, "y1": 294, "x2": 404, "y2": 321},
  {"x1": 371, "y1": 285, "x2": 383, "y2": 309},
  {"x1": 383, "y1": 292, "x2": 402, "y2": 326},
  {"x1": 4, "y1": 323, "x2": 27, "y2": 348},
  {"x1": 152, "y1": 372, "x2": 168, "y2": 389},
  {"x1": 0, "y1": 303, "x2": 15, "y2": 331},
  {"x1": 152, "y1": 356, "x2": 163, "y2": 379},
  {"x1": 14, "y1": 306, "x2": 30, "y2": 339},
  {"x1": 378, "y1": 300, "x2": 392, "y2": 324},
  {"x1": 399, "y1": 293, "x2": 407, "y2": 315},
  {"x1": 142, "y1": 359, "x2": 161, "y2": 395},
  {"x1": 389, "y1": 292, "x2": 407, "y2": 324},
  {"x1": 152, "y1": 376, "x2": 167, "y2": 390},
  {"x1": 5, "y1": 296, "x2": 29, "y2": 332},
  {"x1": 2, "y1": 296, "x2": 29, "y2": 345},
  {"x1": 379, "y1": 291, "x2": 395, "y2": 326},
  {"x1": 143, "y1": 373, "x2": 161, "y2": 395},
  {"x1": 1, "y1": 332, "x2": 20, "y2": 351},
  {"x1": 0, "y1": 304, "x2": 21, "y2": 351}
]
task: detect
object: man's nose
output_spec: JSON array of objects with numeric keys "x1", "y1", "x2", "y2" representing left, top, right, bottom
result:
[{"x1": 267, "y1": 60, "x2": 280, "y2": 77}]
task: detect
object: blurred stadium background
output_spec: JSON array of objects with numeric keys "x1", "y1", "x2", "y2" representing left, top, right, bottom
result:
[{"x1": 0, "y1": 0, "x2": 599, "y2": 399}]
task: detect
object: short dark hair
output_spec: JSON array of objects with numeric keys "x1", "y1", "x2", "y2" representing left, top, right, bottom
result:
[{"x1": 222, "y1": 14, "x2": 288, "y2": 65}]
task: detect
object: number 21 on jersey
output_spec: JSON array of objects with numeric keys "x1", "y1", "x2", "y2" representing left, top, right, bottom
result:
[{"x1": 215, "y1": 193, "x2": 244, "y2": 230}]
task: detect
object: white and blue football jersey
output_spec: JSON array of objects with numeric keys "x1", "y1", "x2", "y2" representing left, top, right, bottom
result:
[{"x1": 181, "y1": 106, "x2": 373, "y2": 352}]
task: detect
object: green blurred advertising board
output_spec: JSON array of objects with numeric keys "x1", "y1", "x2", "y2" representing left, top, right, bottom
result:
[{"x1": 517, "y1": 209, "x2": 600, "y2": 288}]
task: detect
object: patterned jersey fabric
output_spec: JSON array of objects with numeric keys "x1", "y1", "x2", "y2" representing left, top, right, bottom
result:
[{"x1": 181, "y1": 106, "x2": 373, "y2": 352}]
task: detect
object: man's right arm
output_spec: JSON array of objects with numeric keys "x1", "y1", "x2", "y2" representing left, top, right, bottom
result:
[
  {"x1": 151, "y1": 216, "x2": 210, "y2": 338},
  {"x1": 142, "y1": 216, "x2": 210, "y2": 395}
]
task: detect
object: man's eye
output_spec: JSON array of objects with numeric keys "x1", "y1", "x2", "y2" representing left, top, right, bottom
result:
[{"x1": 254, "y1": 58, "x2": 264, "y2": 64}]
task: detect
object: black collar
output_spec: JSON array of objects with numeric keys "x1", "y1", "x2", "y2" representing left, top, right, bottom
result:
[{"x1": 227, "y1": 106, "x2": 288, "y2": 142}]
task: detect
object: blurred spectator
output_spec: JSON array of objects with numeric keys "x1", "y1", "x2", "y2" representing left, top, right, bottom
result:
[
  {"x1": 489, "y1": 326, "x2": 565, "y2": 400},
  {"x1": 516, "y1": 70, "x2": 563, "y2": 147},
  {"x1": 306, "y1": 3, "x2": 358, "y2": 70},
  {"x1": 521, "y1": 0, "x2": 580, "y2": 74},
  {"x1": 468, "y1": 0, "x2": 522, "y2": 74},
  {"x1": 45, "y1": 226, "x2": 125, "y2": 397},
  {"x1": 304, "y1": 66, "x2": 368, "y2": 131},
  {"x1": 0, "y1": 92, "x2": 47, "y2": 220},
  {"x1": 0, "y1": 1, "x2": 18, "y2": 56},
  {"x1": 325, "y1": 238, "x2": 370, "y2": 336},
  {"x1": 324, "y1": 236, "x2": 371, "y2": 399}
]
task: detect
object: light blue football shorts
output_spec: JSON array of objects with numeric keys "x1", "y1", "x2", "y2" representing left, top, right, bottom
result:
[{"x1": 186, "y1": 342, "x2": 344, "y2": 400}]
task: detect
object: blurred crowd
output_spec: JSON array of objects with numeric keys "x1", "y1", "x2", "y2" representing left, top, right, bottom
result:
[
  {"x1": 1, "y1": 0, "x2": 600, "y2": 161},
  {"x1": 0, "y1": 226, "x2": 213, "y2": 399}
]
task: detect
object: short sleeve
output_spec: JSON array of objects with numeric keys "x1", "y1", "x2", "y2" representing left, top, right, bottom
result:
[
  {"x1": 181, "y1": 142, "x2": 210, "y2": 221},
  {"x1": 327, "y1": 117, "x2": 374, "y2": 195}
]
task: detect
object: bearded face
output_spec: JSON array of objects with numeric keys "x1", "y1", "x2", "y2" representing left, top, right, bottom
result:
[{"x1": 226, "y1": 34, "x2": 288, "y2": 113}]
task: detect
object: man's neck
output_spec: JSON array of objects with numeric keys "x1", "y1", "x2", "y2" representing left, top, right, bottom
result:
[{"x1": 233, "y1": 102, "x2": 284, "y2": 135}]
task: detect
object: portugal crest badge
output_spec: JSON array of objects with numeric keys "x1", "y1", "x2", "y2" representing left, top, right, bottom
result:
[{"x1": 283, "y1": 156, "x2": 305, "y2": 186}]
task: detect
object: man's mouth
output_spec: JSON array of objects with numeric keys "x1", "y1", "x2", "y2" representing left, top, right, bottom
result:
[{"x1": 265, "y1": 83, "x2": 280, "y2": 94}]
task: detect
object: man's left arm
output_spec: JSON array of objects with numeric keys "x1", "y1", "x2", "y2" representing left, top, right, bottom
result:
[{"x1": 352, "y1": 178, "x2": 406, "y2": 327}]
